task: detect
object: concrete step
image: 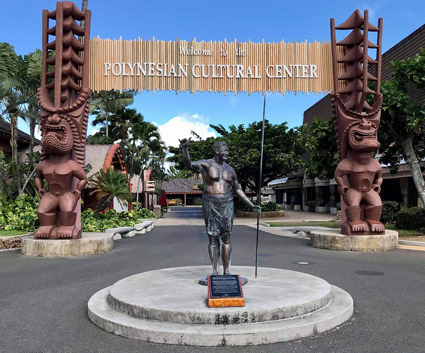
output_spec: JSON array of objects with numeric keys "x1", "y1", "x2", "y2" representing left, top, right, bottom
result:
[
  {"x1": 88, "y1": 266, "x2": 353, "y2": 346},
  {"x1": 106, "y1": 266, "x2": 332, "y2": 325}
]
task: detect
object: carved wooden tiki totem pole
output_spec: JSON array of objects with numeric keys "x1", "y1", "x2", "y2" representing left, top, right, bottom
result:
[
  {"x1": 331, "y1": 10, "x2": 385, "y2": 235},
  {"x1": 35, "y1": 2, "x2": 91, "y2": 239}
]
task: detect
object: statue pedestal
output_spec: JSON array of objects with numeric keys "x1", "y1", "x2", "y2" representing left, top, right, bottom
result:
[
  {"x1": 310, "y1": 229, "x2": 399, "y2": 251},
  {"x1": 21, "y1": 232, "x2": 114, "y2": 257},
  {"x1": 88, "y1": 266, "x2": 353, "y2": 346}
]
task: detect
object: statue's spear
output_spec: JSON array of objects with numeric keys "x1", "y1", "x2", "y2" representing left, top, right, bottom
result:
[{"x1": 255, "y1": 93, "x2": 266, "y2": 278}]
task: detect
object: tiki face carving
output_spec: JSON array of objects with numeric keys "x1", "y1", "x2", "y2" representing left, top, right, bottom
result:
[
  {"x1": 42, "y1": 115, "x2": 74, "y2": 155},
  {"x1": 348, "y1": 118, "x2": 380, "y2": 153}
]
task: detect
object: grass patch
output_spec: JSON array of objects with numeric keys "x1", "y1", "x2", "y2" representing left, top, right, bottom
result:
[
  {"x1": 265, "y1": 221, "x2": 424, "y2": 238},
  {"x1": 0, "y1": 230, "x2": 25, "y2": 237}
]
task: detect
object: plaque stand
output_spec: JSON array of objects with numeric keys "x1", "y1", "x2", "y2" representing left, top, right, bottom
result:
[{"x1": 207, "y1": 274, "x2": 244, "y2": 308}]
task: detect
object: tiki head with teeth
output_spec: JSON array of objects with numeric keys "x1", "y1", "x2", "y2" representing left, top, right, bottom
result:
[
  {"x1": 42, "y1": 114, "x2": 74, "y2": 156},
  {"x1": 333, "y1": 93, "x2": 383, "y2": 159}
]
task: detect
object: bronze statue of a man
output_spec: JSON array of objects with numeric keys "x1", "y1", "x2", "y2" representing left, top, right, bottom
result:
[{"x1": 180, "y1": 139, "x2": 261, "y2": 275}]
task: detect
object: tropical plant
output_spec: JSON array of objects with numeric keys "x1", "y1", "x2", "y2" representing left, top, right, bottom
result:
[
  {"x1": 0, "y1": 195, "x2": 39, "y2": 231},
  {"x1": 378, "y1": 49, "x2": 425, "y2": 206},
  {"x1": 297, "y1": 117, "x2": 339, "y2": 180},
  {"x1": 0, "y1": 147, "x2": 40, "y2": 200},
  {"x1": 0, "y1": 44, "x2": 43, "y2": 191},
  {"x1": 90, "y1": 90, "x2": 134, "y2": 138},
  {"x1": 81, "y1": 207, "x2": 155, "y2": 233},
  {"x1": 167, "y1": 165, "x2": 191, "y2": 179},
  {"x1": 89, "y1": 167, "x2": 132, "y2": 212}
]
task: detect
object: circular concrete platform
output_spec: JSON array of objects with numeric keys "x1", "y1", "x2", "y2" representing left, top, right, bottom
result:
[
  {"x1": 88, "y1": 266, "x2": 353, "y2": 346},
  {"x1": 21, "y1": 232, "x2": 114, "y2": 257},
  {"x1": 310, "y1": 229, "x2": 399, "y2": 251}
]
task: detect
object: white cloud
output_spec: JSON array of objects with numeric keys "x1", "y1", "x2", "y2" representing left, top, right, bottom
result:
[
  {"x1": 90, "y1": 128, "x2": 99, "y2": 136},
  {"x1": 155, "y1": 114, "x2": 216, "y2": 149}
]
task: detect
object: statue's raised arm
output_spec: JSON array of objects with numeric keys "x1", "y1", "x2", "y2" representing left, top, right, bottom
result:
[{"x1": 180, "y1": 137, "x2": 204, "y2": 173}]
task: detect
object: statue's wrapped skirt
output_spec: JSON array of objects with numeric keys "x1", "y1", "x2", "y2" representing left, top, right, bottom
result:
[{"x1": 202, "y1": 193, "x2": 234, "y2": 238}]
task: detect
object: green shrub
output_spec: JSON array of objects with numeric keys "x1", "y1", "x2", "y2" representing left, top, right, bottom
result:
[
  {"x1": 261, "y1": 202, "x2": 281, "y2": 212},
  {"x1": 81, "y1": 207, "x2": 155, "y2": 232},
  {"x1": 395, "y1": 207, "x2": 425, "y2": 230},
  {"x1": 0, "y1": 195, "x2": 39, "y2": 232},
  {"x1": 0, "y1": 196, "x2": 155, "y2": 233},
  {"x1": 194, "y1": 198, "x2": 203, "y2": 205},
  {"x1": 380, "y1": 201, "x2": 399, "y2": 224}
]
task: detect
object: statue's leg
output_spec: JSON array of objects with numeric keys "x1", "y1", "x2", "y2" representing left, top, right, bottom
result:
[
  {"x1": 343, "y1": 189, "x2": 368, "y2": 233},
  {"x1": 364, "y1": 191, "x2": 385, "y2": 232},
  {"x1": 56, "y1": 193, "x2": 81, "y2": 239},
  {"x1": 35, "y1": 193, "x2": 58, "y2": 239},
  {"x1": 221, "y1": 231, "x2": 232, "y2": 275},
  {"x1": 208, "y1": 235, "x2": 220, "y2": 275}
]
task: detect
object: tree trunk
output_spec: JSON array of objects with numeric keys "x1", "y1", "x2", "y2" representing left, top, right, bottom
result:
[
  {"x1": 29, "y1": 118, "x2": 35, "y2": 171},
  {"x1": 403, "y1": 136, "x2": 425, "y2": 207},
  {"x1": 10, "y1": 116, "x2": 21, "y2": 195},
  {"x1": 105, "y1": 112, "x2": 109, "y2": 138},
  {"x1": 136, "y1": 170, "x2": 142, "y2": 207}
]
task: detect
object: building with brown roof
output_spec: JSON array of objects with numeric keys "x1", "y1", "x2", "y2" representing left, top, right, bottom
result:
[
  {"x1": 162, "y1": 176, "x2": 203, "y2": 206},
  {"x1": 0, "y1": 120, "x2": 41, "y2": 155}
]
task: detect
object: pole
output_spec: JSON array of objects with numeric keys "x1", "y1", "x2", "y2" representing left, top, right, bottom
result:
[{"x1": 255, "y1": 93, "x2": 266, "y2": 278}]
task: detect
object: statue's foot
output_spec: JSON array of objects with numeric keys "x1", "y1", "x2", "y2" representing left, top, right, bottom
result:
[
  {"x1": 56, "y1": 226, "x2": 81, "y2": 239},
  {"x1": 34, "y1": 226, "x2": 55, "y2": 239},
  {"x1": 366, "y1": 220, "x2": 385, "y2": 232},
  {"x1": 212, "y1": 271, "x2": 219, "y2": 276},
  {"x1": 348, "y1": 221, "x2": 368, "y2": 233}
]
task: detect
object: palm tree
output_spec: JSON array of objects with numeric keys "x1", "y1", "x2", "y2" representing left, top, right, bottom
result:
[
  {"x1": 19, "y1": 50, "x2": 42, "y2": 171},
  {"x1": 167, "y1": 165, "x2": 191, "y2": 179},
  {"x1": 90, "y1": 90, "x2": 134, "y2": 139},
  {"x1": 90, "y1": 167, "x2": 132, "y2": 212},
  {"x1": 0, "y1": 43, "x2": 25, "y2": 194},
  {"x1": 0, "y1": 45, "x2": 42, "y2": 192}
]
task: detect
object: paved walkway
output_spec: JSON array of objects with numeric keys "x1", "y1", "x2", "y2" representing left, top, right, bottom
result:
[{"x1": 156, "y1": 206, "x2": 337, "y2": 227}]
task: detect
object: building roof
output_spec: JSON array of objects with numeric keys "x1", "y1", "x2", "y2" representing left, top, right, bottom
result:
[
  {"x1": 162, "y1": 177, "x2": 202, "y2": 193},
  {"x1": 85, "y1": 144, "x2": 111, "y2": 178},
  {"x1": 0, "y1": 120, "x2": 41, "y2": 153}
]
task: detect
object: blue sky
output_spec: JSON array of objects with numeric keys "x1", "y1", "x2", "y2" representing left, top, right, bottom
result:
[{"x1": 2, "y1": 0, "x2": 424, "y2": 148}]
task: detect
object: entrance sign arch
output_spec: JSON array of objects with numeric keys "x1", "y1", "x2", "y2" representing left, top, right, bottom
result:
[
  {"x1": 89, "y1": 38, "x2": 344, "y2": 95},
  {"x1": 34, "y1": 1, "x2": 384, "y2": 238}
]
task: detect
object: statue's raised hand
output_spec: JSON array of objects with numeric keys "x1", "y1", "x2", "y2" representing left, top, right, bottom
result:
[{"x1": 179, "y1": 137, "x2": 192, "y2": 149}]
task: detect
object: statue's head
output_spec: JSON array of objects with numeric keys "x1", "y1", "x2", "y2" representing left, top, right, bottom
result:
[
  {"x1": 333, "y1": 93, "x2": 382, "y2": 159},
  {"x1": 213, "y1": 141, "x2": 229, "y2": 161},
  {"x1": 42, "y1": 114, "x2": 73, "y2": 155},
  {"x1": 347, "y1": 117, "x2": 381, "y2": 153}
]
